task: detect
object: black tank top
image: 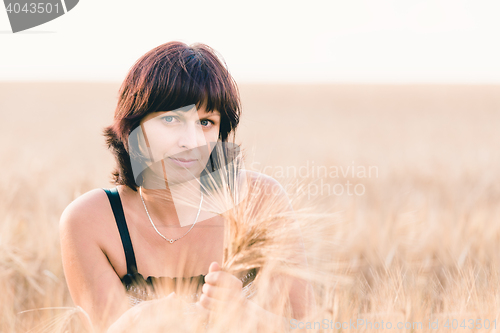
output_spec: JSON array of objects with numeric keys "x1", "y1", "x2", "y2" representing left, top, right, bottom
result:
[{"x1": 102, "y1": 187, "x2": 257, "y2": 305}]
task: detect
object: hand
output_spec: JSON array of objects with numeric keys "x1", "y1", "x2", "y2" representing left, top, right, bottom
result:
[{"x1": 196, "y1": 262, "x2": 247, "y2": 314}]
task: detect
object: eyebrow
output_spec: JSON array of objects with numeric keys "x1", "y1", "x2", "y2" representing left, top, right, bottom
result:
[
  {"x1": 158, "y1": 110, "x2": 221, "y2": 118},
  {"x1": 203, "y1": 112, "x2": 221, "y2": 118}
]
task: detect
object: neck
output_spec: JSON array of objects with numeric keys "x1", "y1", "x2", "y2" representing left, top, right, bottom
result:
[{"x1": 140, "y1": 176, "x2": 203, "y2": 227}]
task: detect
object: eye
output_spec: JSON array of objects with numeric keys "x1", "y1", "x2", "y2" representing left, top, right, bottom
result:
[
  {"x1": 161, "y1": 115, "x2": 177, "y2": 123},
  {"x1": 199, "y1": 119, "x2": 214, "y2": 127}
]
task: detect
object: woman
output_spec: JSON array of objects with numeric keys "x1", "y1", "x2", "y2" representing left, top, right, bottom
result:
[{"x1": 60, "y1": 41, "x2": 314, "y2": 333}]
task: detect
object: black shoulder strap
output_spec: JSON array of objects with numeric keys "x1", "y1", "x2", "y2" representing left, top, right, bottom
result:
[{"x1": 102, "y1": 187, "x2": 138, "y2": 275}]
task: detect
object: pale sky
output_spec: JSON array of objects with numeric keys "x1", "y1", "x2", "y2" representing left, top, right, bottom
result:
[{"x1": 1, "y1": 0, "x2": 499, "y2": 83}]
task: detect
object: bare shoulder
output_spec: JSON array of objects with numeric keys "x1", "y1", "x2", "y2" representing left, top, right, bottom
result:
[
  {"x1": 239, "y1": 169, "x2": 286, "y2": 195},
  {"x1": 59, "y1": 188, "x2": 112, "y2": 238},
  {"x1": 238, "y1": 170, "x2": 290, "y2": 210},
  {"x1": 240, "y1": 169, "x2": 282, "y2": 188}
]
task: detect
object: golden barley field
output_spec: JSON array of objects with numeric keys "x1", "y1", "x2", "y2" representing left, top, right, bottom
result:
[{"x1": 1, "y1": 82, "x2": 499, "y2": 332}]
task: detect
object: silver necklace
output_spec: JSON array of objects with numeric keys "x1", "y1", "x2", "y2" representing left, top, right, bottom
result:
[{"x1": 139, "y1": 186, "x2": 203, "y2": 244}]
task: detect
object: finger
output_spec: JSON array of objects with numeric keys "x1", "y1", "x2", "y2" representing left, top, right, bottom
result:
[
  {"x1": 204, "y1": 271, "x2": 243, "y2": 289},
  {"x1": 202, "y1": 283, "x2": 236, "y2": 300},
  {"x1": 209, "y1": 261, "x2": 221, "y2": 273},
  {"x1": 198, "y1": 293, "x2": 225, "y2": 311}
]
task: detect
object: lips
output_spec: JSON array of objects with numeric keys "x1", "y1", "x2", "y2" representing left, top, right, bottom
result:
[{"x1": 168, "y1": 157, "x2": 198, "y2": 168}]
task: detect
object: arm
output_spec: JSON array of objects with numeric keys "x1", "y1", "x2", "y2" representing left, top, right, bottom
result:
[
  {"x1": 245, "y1": 171, "x2": 317, "y2": 320},
  {"x1": 251, "y1": 228, "x2": 317, "y2": 329},
  {"x1": 59, "y1": 190, "x2": 131, "y2": 332},
  {"x1": 267, "y1": 220, "x2": 317, "y2": 321}
]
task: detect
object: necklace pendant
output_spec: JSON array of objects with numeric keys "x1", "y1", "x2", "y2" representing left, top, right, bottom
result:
[{"x1": 169, "y1": 239, "x2": 174, "y2": 244}]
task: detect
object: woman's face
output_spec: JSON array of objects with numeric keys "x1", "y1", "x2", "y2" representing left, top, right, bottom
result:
[{"x1": 137, "y1": 103, "x2": 221, "y2": 185}]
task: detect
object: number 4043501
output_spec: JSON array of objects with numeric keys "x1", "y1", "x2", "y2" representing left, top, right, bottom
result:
[
  {"x1": 6, "y1": 2, "x2": 61, "y2": 14},
  {"x1": 443, "y1": 319, "x2": 496, "y2": 330}
]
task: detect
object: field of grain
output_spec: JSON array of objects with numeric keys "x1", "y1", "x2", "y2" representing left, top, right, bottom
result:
[{"x1": 1, "y1": 82, "x2": 499, "y2": 332}]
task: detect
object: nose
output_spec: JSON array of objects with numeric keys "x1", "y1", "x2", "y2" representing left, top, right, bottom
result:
[{"x1": 178, "y1": 122, "x2": 206, "y2": 149}]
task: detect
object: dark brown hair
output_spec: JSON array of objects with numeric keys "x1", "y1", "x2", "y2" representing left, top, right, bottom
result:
[{"x1": 103, "y1": 41, "x2": 241, "y2": 191}]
